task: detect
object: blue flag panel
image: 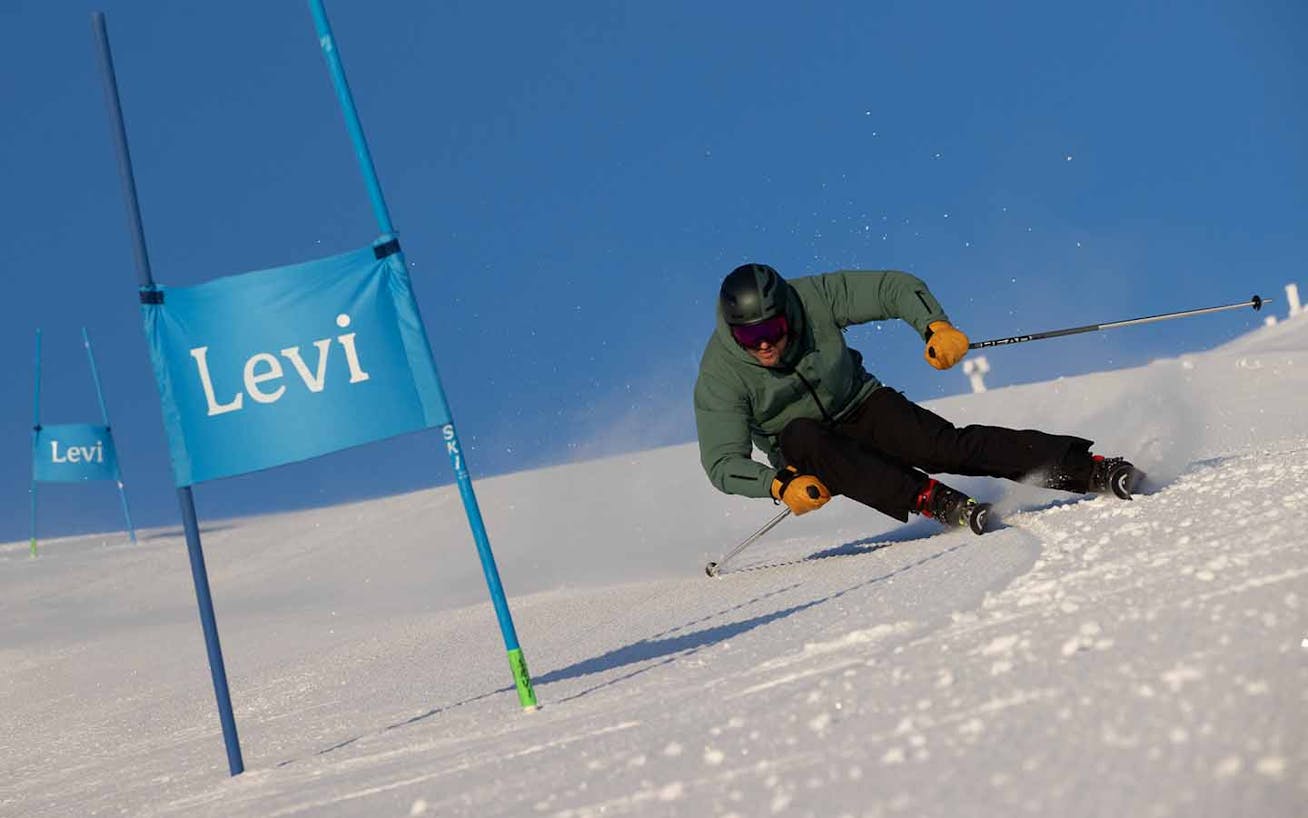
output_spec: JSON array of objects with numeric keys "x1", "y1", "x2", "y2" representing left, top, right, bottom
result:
[
  {"x1": 142, "y1": 245, "x2": 450, "y2": 486},
  {"x1": 33, "y1": 424, "x2": 120, "y2": 482}
]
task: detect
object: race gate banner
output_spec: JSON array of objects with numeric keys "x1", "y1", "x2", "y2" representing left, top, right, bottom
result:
[
  {"x1": 33, "y1": 423, "x2": 120, "y2": 482},
  {"x1": 142, "y1": 243, "x2": 450, "y2": 486}
]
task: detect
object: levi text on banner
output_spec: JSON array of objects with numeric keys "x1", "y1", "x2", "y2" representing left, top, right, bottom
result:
[{"x1": 142, "y1": 244, "x2": 449, "y2": 486}]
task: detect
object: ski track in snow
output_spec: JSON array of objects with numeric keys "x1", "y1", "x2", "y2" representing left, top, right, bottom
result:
[{"x1": 2, "y1": 318, "x2": 1307, "y2": 817}]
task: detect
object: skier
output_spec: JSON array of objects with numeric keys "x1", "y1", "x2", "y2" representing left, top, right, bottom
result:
[{"x1": 693, "y1": 263, "x2": 1141, "y2": 533}]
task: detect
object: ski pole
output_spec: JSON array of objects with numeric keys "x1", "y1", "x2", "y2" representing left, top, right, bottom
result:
[
  {"x1": 706, "y1": 508, "x2": 791, "y2": 577},
  {"x1": 969, "y1": 295, "x2": 1269, "y2": 350}
]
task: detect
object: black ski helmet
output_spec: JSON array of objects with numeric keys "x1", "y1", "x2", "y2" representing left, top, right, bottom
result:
[{"x1": 719, "y1": 263, "x2": 789, "y2": 326}]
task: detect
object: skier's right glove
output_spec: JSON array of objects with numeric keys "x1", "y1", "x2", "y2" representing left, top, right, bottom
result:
[
  {"x1": 924, "y1": 320, "x2": 969, "y2": 370},
  {"x1": 771, "y1": 466, "x2": 831, "y2": 515}
]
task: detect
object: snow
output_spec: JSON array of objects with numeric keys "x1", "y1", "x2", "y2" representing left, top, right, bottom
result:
[{"x1": 3, "y1": 318, "x2": 1306, "y2": 817}]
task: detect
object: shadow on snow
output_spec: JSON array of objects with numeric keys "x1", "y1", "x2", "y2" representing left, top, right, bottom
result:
[{"x1": 286, "y1": 533, "x2": 977, "y2": 766}]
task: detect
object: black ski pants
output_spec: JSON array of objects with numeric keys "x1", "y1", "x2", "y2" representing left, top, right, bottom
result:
[{"x1": 778, "y1": 387, "x2": 1093, "y2": 521}]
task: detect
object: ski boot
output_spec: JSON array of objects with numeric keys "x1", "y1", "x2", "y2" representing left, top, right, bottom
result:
[
  {"x1": 915, "y1": 479, "x2": 992, "y2": 535},
  {"x1": 1089, "y1": 455, "x2": 1144, "y2": 500}
]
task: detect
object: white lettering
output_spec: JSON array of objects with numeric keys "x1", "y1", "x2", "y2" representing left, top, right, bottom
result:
[
  {"x1": 280, "y1": 339, "x2": 332, "y2": 392},
  {"x1": 50, "y1": 440, "x2": 104, "y2": 465},
  {"x1": 73, "y1": 442, "x2": 104, "y2": 463},
  {"x1": 187, "y1": 314, "x2": 371, "y2": 415},
  {"x1": 190, "y1": 346, "x2": 244, "y2": 416},
  {"x1": 336, "y1": 314, "x2": 370, "y2": 384},
  {"x1": 243, "y1": 353, "x2": 286, "y2": 404},
  {"x1": 338, "y1": 333, "x2": 370, "y2": 383},
  {"x1": 443, "y1": 427, "x2": 462, "y2": 472}
]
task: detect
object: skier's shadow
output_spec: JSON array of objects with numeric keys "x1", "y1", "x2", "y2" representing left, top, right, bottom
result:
[
  {"x1": 285, "y1": 587, "x2": 809, "y2": 762},
  {"x1": 529, "y1": 601, "x2": 821, "y2": 702},
  {"x1": 523, "y1": 537, "x2": 970, "y2": 705},
  {"x1": 293, "y1": 538, "x2": 969, "y2": 764}
]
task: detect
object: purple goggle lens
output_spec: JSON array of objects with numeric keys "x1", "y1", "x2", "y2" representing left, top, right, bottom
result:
[{"x1": 730, "y1": 314, "x2": 789, "y2": 349}]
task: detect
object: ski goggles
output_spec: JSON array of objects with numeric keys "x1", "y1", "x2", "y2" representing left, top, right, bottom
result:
[{"x1": 730, "y1": 314, "x2": 789, "y2": 349}]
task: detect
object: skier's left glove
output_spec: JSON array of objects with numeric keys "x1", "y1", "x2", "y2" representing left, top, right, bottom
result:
[
  {"x1": 771, "y1": 466, "x2": 831, "y2": 515},
  {"x1": 925, "y1": 320, "x2": 969, "y2": 370}
]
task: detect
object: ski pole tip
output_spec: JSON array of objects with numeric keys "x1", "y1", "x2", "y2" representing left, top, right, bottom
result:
[{"x1": 705, "y1": 561, "x2": 719, "y2": 577}]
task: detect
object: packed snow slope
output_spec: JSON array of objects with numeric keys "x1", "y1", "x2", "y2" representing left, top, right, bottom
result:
[{"x1": 3, "y1": 317, "x2": 1305, "y2": 818}]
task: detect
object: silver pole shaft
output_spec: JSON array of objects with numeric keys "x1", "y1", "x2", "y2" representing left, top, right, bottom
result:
[
  {"x1": 970, "y1": 296, "x2": 1269, "y2": 350},
  {"x1": 706, "y1": 508, "x2": 791, "y2": 576},
  {"x1": 1098, "y1": 299, "x2": 1268, "y2": 330}
]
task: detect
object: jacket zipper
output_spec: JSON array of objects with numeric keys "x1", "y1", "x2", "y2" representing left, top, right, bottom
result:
[{"x1": 793, "y1": 369, "x2": 836, "y2": 425}]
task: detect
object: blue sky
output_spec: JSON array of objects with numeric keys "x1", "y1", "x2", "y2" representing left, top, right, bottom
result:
[{"x1": 2, "y1": 0, "x2": 1304, "y2": 540}]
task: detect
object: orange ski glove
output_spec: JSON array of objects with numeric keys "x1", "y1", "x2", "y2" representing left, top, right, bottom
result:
[
  {"x1": 770, "y1": 466, "x2": 831, "y2": 515},
  {"x1": 924, "y1": 320, "x2": 969, "y2": 370}
]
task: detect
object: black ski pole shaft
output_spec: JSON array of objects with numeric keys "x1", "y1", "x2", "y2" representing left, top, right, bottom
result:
[
  {"x1": 706, "y1": 508, "x2": 791, "y2": 577},
  {"x1": 969, "y1": 295, "x2": 1269, "y2": 350}
]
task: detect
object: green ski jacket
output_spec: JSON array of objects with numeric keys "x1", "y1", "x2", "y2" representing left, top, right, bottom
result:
[{"x1": 693, "y1": 270, "x2": 950, "y2": 498}]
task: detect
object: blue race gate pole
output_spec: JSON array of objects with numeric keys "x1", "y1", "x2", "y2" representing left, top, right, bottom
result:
[
  {"x1": 92, "y1": 12, "x2": 244, "y2": 775},
  {"x1": 30, "y1": 329, "x2": 41, "y2": 558},
  {"x1": 308, "y1": 0, "x2": 537, "y2": 710},
  {"x1": 83, "y1": 327, "x2": 137, "y2": 544},
  {"x1": 179, "y1": 484, "x2": 243, "y2": 765}
]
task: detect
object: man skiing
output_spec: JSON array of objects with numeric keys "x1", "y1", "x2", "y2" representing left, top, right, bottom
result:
[{"x1": 693, "y1": 263, "x2": 1141, "y2": 532}]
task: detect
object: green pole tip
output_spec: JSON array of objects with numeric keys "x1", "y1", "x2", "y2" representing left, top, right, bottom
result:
[{"x1": 507, "y1": 648, "x2": 538, "y2": 710}]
